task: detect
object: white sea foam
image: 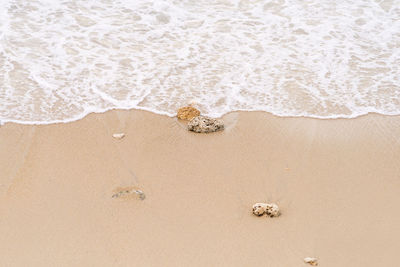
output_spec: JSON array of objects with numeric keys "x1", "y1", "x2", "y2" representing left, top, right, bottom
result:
[{"x1": 0, "y1": 0, "x2": 400, "y2": 124}]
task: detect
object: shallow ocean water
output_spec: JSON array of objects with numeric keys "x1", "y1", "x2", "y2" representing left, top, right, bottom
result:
[{"x1": 0, "y1": 0, "x2": 399, "y2": 124}]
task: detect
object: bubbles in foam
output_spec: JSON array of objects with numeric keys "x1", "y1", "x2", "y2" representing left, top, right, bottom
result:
[{"x1": 0, "y1": 0, "x2": 400, "y2": 124}]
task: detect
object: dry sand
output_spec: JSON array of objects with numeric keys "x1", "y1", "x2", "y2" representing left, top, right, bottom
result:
[{"x1": 1, "y1": 110, "x2": 400, "y2": 266}]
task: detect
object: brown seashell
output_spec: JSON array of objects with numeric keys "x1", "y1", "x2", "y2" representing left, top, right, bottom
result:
[{"x1": 177, "y1": 106, "x2": 201, "y2": 120}]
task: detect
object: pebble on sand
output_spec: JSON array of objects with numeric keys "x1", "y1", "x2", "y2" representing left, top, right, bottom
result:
[
  {"x1": 252, "y1": 202, "x2": 280, "y2": 217},
  {"x1": 265, "y1": 203, "x2": 280, "y2": 217},
  {"x1": 304, "y1": 257, "x2": 318, "y2": 266},
  {"x1": 177, "y1": 106, "x2": 200, "y2": 121},
  {"x1": 252, "y1": 203, "x2": 268, "y2": 216},
  {"x1": 187, "y1": 116, "x2": 224, "y2": 133},
  {"x1": 112, "y1": 133, "x2": 125, "y2": 139}
]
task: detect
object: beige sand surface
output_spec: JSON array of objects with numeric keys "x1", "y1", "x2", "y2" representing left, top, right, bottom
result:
[{"x1": 1, "y1": 111, "x2": 400, "y2": 266}]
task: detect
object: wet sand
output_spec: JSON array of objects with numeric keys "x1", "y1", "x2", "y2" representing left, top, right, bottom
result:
[{"x1": 1, "y1": 110, "x2": 399, "y2": 266}]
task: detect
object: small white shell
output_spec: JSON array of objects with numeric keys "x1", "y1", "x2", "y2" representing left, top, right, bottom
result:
[
  {"x1": 304, "y1": 257, "x2": 318, "y2": 266},
  {"x1": 112, "y1": 133, "x2": 125, "y2": 139},
  {"x1": 265, "y1": 203, "x2": 280, "y2": 217},
  {"x1": 252, "y1": 203, "x2": 268, "y2": 216}
]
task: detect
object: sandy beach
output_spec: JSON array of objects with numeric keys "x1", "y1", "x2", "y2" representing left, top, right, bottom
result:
[{"x1": 1, "y1": 110, "x2": 400, "y2": 266}]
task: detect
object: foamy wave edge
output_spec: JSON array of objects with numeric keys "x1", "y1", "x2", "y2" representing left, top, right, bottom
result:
[{"x1": 2, "y1": 107, "x2": 400, "y2": 126}]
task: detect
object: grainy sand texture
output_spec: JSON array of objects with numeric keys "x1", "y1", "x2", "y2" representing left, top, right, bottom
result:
[{"x1": 1, "y1": 110, "x2": 400, "y2": 266}]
